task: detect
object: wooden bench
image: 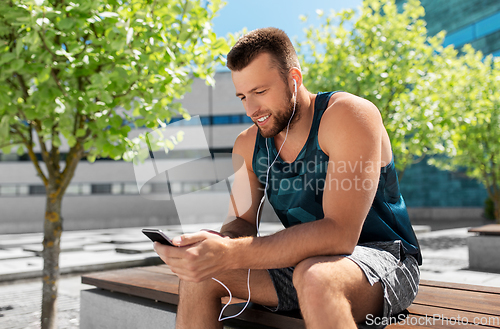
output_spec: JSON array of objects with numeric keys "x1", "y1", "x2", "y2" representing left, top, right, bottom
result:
[
  {"x1": 468, "y1": 224, "x2": 500, "y2": 272},
  {"x1": 80, "y1": 265, "x2": 500, "y2": 328}
]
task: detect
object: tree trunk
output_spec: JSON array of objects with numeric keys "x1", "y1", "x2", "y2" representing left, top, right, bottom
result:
[{"x1": 41, "y1": 192, "x2": 63, "y2": 329}]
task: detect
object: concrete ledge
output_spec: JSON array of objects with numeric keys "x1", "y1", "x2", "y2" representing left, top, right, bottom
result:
[
  {"x1": 80, "y1": 288, "x2": 275, "y2": 329},
  {"x1": 468, "y1": 235, "x2": 500, "y2": 272},
  {"x1": 80, "y1": 288, "x2": 177, "y2": 329}
]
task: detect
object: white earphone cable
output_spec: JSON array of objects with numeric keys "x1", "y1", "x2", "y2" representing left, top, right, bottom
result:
[{"x1": 214, "y1": 80, "x2": 297, "y2": 321}]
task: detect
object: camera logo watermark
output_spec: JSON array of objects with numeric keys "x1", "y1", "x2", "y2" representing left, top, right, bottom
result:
[{"x1": 130, "y1": 116, "x2": 251, "y2": 232}]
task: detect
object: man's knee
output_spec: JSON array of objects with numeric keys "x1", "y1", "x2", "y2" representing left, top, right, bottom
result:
[
  {"x1": 179, "y1": 278, "x2": 227, "y2": 300},
  {"x1": 293, "y1": 256, "x2": 346, "y2": 303}
]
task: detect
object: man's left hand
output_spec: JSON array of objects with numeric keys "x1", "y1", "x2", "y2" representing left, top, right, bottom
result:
[{"x1": 153, "y1": 230, "x2": 232, "y2": 282}]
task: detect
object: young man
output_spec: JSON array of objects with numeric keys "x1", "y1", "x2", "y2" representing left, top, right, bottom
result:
[{"x1": 154, "y1": 27, "x2": 421, "y2": 329}]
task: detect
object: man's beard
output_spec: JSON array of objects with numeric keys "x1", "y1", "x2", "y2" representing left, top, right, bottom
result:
[{"x1": 257, "y1": 89, "x2": 299, "y2": 139}]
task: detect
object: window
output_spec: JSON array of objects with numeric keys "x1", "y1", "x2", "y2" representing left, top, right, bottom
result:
[
  {"x1": 443, "y1": 11, "x2": 500, "y2": 48},
  {"x1": 140, "y1": 184, "x2": 152, "y2": 194},
  {"x1": 242, "y1": 115, "x2": 253, "y2": 124},
  {"x1": 212, "y1": 116, "x2": 230, "y2": 124},
  {"x1": 444, "y1": 25, "x2": 475, "y2": 47},
  {"x1": 229, "y1": 115, "x2": 242, "y2": 123},
  {"x1": 183, "y1": 182, "x2": 200, "y2": 193},
  {"x1": 170, "y1": 182, "x2": 182, "y2": 194},
  {"x1": 81, "y1": 184, "x2": 91, "y2": 195},
  {"x1": 91, "y1": 184, "x2": 112, "y2": 194},
  {"x1": 170, "y1": 114, "x2": 252, "y2": 126},
  {"x1": 66, "y1": 184, "x2": 80, "y2": 195},
  {"x1": 18, "y1": 185, "x2": 29, "y2": 195},
  {"x1": 0, "y1": 185, "x2": 17, "y2": 196},
  {"x1": 476, "y1": 11, "x2": 500, "y2": 39},
  {"x1": 111, "y1": 183, "x2": 123, "y2": 195},
  {"x1": 29, "y1": 185, "x2": 46, "y2": 195},
  {"x1": 123, "y1": 183, "x2": 138, "y2": 194},
  {"x1": 151, "y1": 183, "x2": 169, "y2": 194},
  {"x1": 200, "y1": 117, "x2": 211, "y2": 125}
]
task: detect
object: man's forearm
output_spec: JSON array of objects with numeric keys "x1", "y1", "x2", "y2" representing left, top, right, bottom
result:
[
  {"x1": 220, "y1": 217, "x2": 258, "y2": 238},
  {"x1": 226, "y1": 218, "x2": 359, "y2": 270}
]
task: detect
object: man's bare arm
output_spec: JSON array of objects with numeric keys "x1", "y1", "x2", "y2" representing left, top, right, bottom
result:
[
  {"x1": 219, "y1": 126, "x2": 263, "y2": 239},
  {"x1": 221, "y1": 217, "x2": 257, "y2": 238},
  {"x1": 223, "y1": 94, "x2": 384, "y2": 270}
]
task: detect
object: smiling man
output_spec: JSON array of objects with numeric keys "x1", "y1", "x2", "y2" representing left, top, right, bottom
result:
[{"x1": 153, "y1": 27, "x2": 422, "y2": 329}]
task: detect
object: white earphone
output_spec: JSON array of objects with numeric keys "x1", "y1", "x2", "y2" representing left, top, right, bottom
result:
[{"x1": 294, "y1": 79, "x2": 297, "y2": 95}]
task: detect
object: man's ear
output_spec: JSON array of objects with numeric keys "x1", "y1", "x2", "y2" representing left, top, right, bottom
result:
[{"x1": 289, "y1": 67, "x2": 303, "y2": 91}]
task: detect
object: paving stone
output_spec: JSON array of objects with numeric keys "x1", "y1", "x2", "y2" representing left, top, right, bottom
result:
[
  {"x1": 108, "y1": 234, "x2": 150, "y2": 244},
  {"x1": 0, "y1": 250, "x2": 163, "y2": 282},
  {"x1": 22, "y1": 242, "x2": 84, "y2": 256},
  {"x1": 115, "y1": 242, "x2": 155, "y2": 254},
  {"x1": 82, "y1": 243, "x2": 116, "y2": 252},
  {"x1": 0, "y1": 236, "x2": 44, "y2": 249},
  {"x1": 0, "y1": 248, "x2": 36, "y2": 260},
  {"x1": 0, "y1": 257, "x2": 44, "y2": 281},
  {"x1": 0, "y1": 275, "x2": 81, "y2": 329},
  {"x1": 61, "y1": 235, "x2": 112, "y2": 245}
]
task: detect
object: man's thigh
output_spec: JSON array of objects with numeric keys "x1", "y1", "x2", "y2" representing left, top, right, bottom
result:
[
  {"x1": 295, "y1": 255, "x2": 384, "y2": 322},
  {"x1": 180, "y1": 269, "x2": 279, "y2": 308}
]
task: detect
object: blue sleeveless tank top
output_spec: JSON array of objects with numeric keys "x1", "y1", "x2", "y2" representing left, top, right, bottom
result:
[{"x1": 252, "y1": 91, "x2": 422, "y2": 264}]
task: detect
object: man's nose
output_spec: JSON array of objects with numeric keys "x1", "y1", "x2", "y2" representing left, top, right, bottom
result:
[{"x1": 245, "y1": 97, "x2": 260, "y2": 118}]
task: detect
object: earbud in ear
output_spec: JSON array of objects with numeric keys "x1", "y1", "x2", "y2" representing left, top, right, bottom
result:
[{"x1": 293, "y1": 79, "x2": 297, "y2": 94}]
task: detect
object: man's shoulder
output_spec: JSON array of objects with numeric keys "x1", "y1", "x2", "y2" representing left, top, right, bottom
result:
[
  {"x1": 323, "y1": 92, "x2": 379, "y2": 119},
  {"x1": 318, "y1": 92, "x2": 384, "y2": 154},
  {"x1": 233, "y1": 125, "x2": 259, "y2": 169},
  {"x1": 320, "y1": 92, "x2": 382, "y2": 131},
  {"x1": 235, "y1": 125, "x2": 258, "y2": 149}
]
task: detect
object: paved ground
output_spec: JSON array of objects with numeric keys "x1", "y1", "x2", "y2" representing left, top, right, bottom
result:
[{"x1": 1, "y1": 222, "x2": 499, "y2": 328}]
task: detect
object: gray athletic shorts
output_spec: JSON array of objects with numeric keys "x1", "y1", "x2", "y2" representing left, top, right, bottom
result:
[{"x1": 266, "y1": 240, "x2": 420, "y2": 328}]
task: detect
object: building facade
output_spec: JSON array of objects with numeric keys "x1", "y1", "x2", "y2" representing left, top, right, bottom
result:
[{"x1": 396, "y1": 0, "x2": 500, "y2": 56}]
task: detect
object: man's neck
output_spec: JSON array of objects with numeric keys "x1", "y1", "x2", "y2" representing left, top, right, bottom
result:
[
  {"x1": 276, "y1": 90, "x2": 315, "y2": 140},
  {"x1": 273, "y1": 90, "x2": 316, "y2": 161}
]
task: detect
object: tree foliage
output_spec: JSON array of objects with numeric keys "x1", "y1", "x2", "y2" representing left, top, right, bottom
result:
[
  {"x1": 428, "y1": 46, "x2": 500, "y2": 222},
  {"x1": 0, "y1": 0, "x2": 228, "y2": 327},
  {"x1": 297, "y1": 0, "x2": 448, "y2": 176},
  {"x1": 0, "y1": 0, "x2": 228, "y2": 165}
]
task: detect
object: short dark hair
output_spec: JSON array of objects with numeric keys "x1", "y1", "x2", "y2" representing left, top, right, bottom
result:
[{"x1": 226, "y1": 27, "x2": 300, "y2": 83}]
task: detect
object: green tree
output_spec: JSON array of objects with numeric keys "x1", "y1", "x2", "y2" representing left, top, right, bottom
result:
[
  {"x1": 297, "y1": 0, "x2": 449, "y2": 177},
  {"x1": 0, "y1": 0, "x2": 228, "y2": 328},
  {"x1": 428, "y1": 45, "x2": 500, "y2": 223}
]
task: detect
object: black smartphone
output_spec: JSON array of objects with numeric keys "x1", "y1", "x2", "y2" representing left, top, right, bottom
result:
[{"x1": 142, "y1": 228, "x2": 175, "y2": 246}]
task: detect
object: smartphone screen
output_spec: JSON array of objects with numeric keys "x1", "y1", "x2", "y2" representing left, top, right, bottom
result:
[{"x1": 142, "y1": 228, "x2": 175, "y2": 246}]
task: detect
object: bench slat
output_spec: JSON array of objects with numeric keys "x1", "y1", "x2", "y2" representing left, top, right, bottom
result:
[
  {"x1": 82, "y1": 267, "x2": 180, "y2": 305},
  {"x1": 414, "y1": 285, "x2": 500, "y2": 316},
  {"x1": 81, "y1": 267, "x2": 250, "y2": 305},
  {"x1": 420, "y1": 279, "x2": 500, "y2": 295},
  {"x1": 138, "y1": 264, "x2": 174, "y2": 275},
  {"x1": 468, "y1": 224, "x2": 500, "y2": 236}
]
